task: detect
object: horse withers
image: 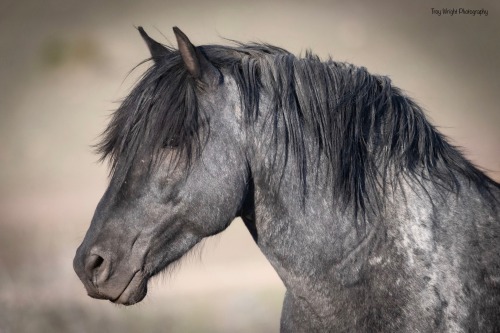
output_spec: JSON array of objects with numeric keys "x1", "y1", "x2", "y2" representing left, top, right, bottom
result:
[{"x1": 74, "y1": 27, "x2": 500, "y2": 332}]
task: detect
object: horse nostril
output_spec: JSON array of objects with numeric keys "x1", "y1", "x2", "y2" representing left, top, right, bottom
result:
[{"x1": 85, "y1": 254, "x2": 105, "y2": 280}]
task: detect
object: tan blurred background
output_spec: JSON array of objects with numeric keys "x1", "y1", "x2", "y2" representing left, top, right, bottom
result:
[{"x1": 0, "y1": 0, "x2": 498, "y2": 332}]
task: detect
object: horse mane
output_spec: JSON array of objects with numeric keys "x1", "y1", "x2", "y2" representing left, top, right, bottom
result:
[
  {"x1": 97, "y1": 40, "x2": 499, "y2": 219},
  {"x1": 208, "y1": 44, "x2": 498, "y2": 216}
]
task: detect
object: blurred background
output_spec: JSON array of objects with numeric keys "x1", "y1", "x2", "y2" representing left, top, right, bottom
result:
[{"x1": 0, "y1": 0, "x2": 498, "y2": 332}]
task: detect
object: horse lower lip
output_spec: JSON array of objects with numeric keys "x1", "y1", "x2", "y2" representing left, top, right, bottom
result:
[{"x1": 112, "y1": 271, "x2": 141, "y2": 304}]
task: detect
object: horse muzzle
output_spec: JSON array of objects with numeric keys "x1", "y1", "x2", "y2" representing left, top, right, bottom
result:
[{"x1": 73, "y1": 245, "x2": 148, "y2": 305}]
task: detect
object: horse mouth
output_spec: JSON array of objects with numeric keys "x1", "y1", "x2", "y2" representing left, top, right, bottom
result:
[{"x1": 110, "y1": 270, "x2": 148, "y2": 305}]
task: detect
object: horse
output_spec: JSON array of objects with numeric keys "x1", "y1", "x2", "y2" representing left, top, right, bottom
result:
[{"x1": 73, "y1": 27, "x2": 500, "y2": 332}]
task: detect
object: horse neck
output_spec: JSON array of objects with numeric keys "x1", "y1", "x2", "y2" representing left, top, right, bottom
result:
[{"x1": 246, "y1": 142, "x2": 497, "y2": 293}]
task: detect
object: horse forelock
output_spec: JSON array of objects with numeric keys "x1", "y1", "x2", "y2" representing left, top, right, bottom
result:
[{"x1": 95, "y1": 50, "x2": 206, "y2": 183}]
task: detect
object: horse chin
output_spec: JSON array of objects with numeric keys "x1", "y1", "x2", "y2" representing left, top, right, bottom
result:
[{"x1": 110, "y1": 271, "x2": 148, "y2": 306}]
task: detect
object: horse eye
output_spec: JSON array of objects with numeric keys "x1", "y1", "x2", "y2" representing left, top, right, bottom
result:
[{"x1": 164, "y1": 137, "x2": 180, "y2": 149}]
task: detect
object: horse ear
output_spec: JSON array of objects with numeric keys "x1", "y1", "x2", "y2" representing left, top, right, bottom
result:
[
  {"x1": 173, "y1": 26, "x2": 221, "y2": 86},
  {"x1": 138, "y1": 27, "x2": 170, "y2": 61}
]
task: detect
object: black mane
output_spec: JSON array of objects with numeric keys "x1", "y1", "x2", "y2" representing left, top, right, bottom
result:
[{"x1": 98, "y1": 40, "x2": 499, "y2": 216}]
